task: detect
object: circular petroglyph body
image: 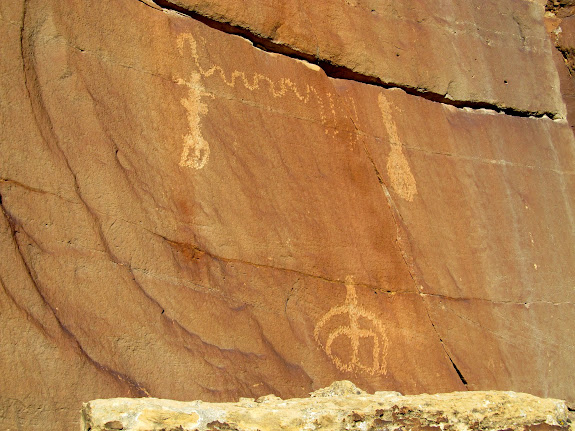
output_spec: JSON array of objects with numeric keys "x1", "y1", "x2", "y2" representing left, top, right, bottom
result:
[{"x1": 314, "y1": 277, "x2": 388, "y2": 375}]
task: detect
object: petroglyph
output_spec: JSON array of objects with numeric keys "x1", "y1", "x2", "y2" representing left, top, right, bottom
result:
[
  {"x1": 314, "y1": 276, "x2": 388, "y2": 375},
  {"x1": 177, "y1": 33, "x2": 340, "y2": 140},
  {"x1": 346, "y1": 97, "x2": 361, "y2": 149},
  {"x1": 326, "y1": 92, "x2": 339, "y2": 135},
  {"x1": 378, "y1": 93, "x2": 417, "y2": 201},
  {"x1": 175, "y1": 32, "x2": 365, "y2": 169},
  {"x1": 176, "y1": 74, "x2": 212, "y2": 169},
  {"x1": 176, "y1": 36, "x2": 213, "y2": 169}
]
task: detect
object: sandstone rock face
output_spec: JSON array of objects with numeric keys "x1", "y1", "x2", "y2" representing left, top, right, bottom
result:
[
  {"x1": 81, "y1": 381, "x2": 572, "y2": 431},
  {"x1": 546, "y1": 0, "x2": 575, "y2": 128},
  {"x1": 154, "y1": 0, "x2": 565, "y2": 117},
  {"x1": 1, "y1": 0, "x2": 575, "y2": 430}
]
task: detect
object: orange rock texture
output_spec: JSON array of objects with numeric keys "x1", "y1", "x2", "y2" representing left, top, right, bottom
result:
[{"x1": 1, "y1": 0, "x2": 574, "y2": 429}]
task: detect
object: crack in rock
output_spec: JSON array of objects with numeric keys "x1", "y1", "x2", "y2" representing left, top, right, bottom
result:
[{"x1": 152, "y1": 0, "x2": 563, "y2": 119}]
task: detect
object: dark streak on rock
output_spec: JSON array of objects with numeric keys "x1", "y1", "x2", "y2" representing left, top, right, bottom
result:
[
  {"x1": 350, "y1": 114, "x2": 470, "y2": 390},
  {"x1": 1, "y1": 196, "x2": 150, "y2": 397},
  {"x1": 17, "y1": 0, "x2": 150, "y2": 398},
  {"x1": 448, "y1": 355, "x2": 469, "y2": 385}
]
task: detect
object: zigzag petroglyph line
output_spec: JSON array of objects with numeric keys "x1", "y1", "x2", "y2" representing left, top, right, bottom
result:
[{"x1": 175, "y1": 32, "x2": 347, "y2": 169}]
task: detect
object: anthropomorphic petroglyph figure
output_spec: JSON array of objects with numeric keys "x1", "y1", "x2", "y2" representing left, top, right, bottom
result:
[
  {"x1": 176, "y1": 34, "x2": 213, "y2": 169},
  {"x1": 175, "y1": 32, "x2": 349, "y2": 170}
]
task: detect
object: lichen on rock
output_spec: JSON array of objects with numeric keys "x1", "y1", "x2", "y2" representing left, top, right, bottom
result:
[{"x1": 81, "y1": 381, "x2": 571, "y2": 431}]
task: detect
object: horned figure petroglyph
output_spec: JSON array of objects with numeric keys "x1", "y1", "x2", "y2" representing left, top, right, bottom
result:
[{"x1": 314, "y1": 276, "x2": 388, "y2": 375}]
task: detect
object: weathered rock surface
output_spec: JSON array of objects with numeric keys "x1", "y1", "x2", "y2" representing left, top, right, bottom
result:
[
  {"x1": 81, "y1": 381, "x2": 572, "y2": 431},
  {"x1": 153, "y1": 0, "x2": 565, "y2": 117},
  {"x1": 1, "y1": 0, "x2": 575, "y2": 430},
  {"x1": 546, "y1": 0, "x2": 575, "y2": 128}
]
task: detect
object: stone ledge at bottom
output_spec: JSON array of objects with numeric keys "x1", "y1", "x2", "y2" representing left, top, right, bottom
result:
[{"x1": 81, "y1": 380, "x2": 572, "y2": 431}]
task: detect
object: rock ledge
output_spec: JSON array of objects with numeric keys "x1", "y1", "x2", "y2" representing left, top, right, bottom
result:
[{"x1": 81, "y1": 381, "x2": 571, "y2": 431}]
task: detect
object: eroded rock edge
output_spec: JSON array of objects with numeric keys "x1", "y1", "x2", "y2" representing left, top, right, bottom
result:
[{"x1": 152, "y1": 0, "x2": 564, "y2": 120}]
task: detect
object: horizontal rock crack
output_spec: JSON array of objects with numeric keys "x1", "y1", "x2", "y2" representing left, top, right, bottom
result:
[{"x1": 151, "y1": 0, "x2": 562, "y2": 119}]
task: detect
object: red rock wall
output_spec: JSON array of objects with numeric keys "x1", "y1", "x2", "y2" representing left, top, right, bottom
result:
[
  {"x1": 1, "y1": 0, "x2": 574, "y2": 429},
  {"x1": 546, "y1": 0, "x2": 575, "y2": 130}
]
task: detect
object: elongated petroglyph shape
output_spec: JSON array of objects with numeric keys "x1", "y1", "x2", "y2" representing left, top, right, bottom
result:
[
  {"x1": 176, "y1": 35, "x2": 213, "y2": 169},
  {"x1": 378, "y1": 93, "x2": 417, "y2": 201}
]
